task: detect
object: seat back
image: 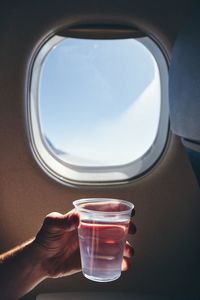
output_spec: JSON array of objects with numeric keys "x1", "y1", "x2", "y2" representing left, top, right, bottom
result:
[{"x1": 169, "y1": 2, "x2": 200, "y2": 184}]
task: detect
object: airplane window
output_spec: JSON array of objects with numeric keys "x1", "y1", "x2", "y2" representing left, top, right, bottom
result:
[{"x1": 28, "y1": 35, "x2": 169, "y2": 185}]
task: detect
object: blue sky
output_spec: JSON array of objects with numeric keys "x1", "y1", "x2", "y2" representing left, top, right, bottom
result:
[{"x1": 39, "y1": 37, "x2": 160, "y2": 166}]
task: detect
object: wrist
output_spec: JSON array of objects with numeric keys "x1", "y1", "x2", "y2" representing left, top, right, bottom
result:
[{"x1": 0, "y1": 239, "x2": 49, "y2": 299}]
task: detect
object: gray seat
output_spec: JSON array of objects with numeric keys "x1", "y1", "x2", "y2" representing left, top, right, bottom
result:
[{"x1": 169, "y1": 2, "x2": 200, "y2": 185}]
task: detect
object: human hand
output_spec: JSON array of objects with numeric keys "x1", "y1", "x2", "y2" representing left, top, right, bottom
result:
[
  {"x1": 34, "y1": 210, "x2": 80, "y2": 278},
  {"x1": 122, "y1": 208, "x2": 136, "y2": 271},
  {"x1": 34, "y1": 209, "x2": 136, "y2": 279}
]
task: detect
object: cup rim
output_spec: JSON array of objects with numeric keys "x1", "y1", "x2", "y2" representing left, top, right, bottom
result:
[{"x1": 73, "y1": 198, "x2": 134, "y2": 215}]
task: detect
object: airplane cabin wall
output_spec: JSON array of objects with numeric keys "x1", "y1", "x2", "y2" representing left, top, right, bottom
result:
[{"x1": 0, "y1": 1, "x2": 199, "y2": 299}]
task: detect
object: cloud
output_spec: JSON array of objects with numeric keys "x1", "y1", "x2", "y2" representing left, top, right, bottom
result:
[{"x1": 59, "y1": 61, "x2": 160, "y2": 167}]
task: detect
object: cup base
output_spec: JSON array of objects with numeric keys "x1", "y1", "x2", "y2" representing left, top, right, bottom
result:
[{"x1": 83, "y1": 272, "x2": 121, "y2": 282}]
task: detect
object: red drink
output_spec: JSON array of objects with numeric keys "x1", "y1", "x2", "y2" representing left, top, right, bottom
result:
[
  {"x1": 73, "y1": 198, "x2": 134, "y2": 282},
  {"x1": 78, "y1": 220, "x2": 129, "y2": 282}
]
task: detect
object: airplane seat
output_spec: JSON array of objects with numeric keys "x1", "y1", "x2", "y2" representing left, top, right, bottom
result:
[{"x1": 169, "y1": 3, "x2": 200, "y2": 185}]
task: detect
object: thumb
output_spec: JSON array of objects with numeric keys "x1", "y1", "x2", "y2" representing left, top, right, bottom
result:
[{"x1": 44, "y1": 211, "x2": 79, "y2": 231}]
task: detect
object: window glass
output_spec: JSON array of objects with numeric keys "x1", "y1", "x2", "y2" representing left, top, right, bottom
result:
[{"x1": 29, "y1": 35, "x2": 168, "y2": 184}]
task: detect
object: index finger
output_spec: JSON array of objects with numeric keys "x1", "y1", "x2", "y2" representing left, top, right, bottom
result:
[{"x1": 131, "y1": 208, "x2": 135, "y2": 217}]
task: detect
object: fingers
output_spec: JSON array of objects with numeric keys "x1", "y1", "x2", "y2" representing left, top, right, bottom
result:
[
  {"x1": 123, "y1": 241, "x2": 134, "y2": 258},
  {"x1": 128, "y1": 221, "x2": 136, "y2": 235},
  {"x1": 63, "y1": 211, "x2": 80, "y2": 231},
  {"x1": 44, "y1": 211, "x2": 79, "y2": 231},
  {"x1": 129, "y1": 207, "x2": 136, "y2": 234},
  {"x1": 121, "y1": 209, "x2": 135, "y2": 272},
  {"x1": 121, "y1": 257, "x2": 131, "y2": 271},
  {"x1": 131, "y1": 208, "x2": 135, "y2": 217},
  {"x1": 122, "y1": 241, "x2": 134, "y2": 271}
]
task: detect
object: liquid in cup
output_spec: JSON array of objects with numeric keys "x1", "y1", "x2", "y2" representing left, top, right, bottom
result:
[{"x1": 73, "y1": 198, "x2": 134, "y2": 282}]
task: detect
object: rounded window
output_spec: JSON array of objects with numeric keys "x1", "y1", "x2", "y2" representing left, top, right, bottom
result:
[{"x1": 28, "y1": 35, "x2": 169, "y2": 185}]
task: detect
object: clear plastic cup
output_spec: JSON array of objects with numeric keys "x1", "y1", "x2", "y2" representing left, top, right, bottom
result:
[{"x1": 73, "y1": 198, "x2": 134, "y2": 282}]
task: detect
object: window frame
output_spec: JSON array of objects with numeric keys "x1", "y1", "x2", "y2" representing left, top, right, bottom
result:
[{"x1": 27, "y1": 34, "x2": 169, "y2": 186}]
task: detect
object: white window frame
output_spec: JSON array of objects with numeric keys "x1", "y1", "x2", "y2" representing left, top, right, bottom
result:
[{"x1": 27, "y1": 35, "x2": 169, "y2": 186}]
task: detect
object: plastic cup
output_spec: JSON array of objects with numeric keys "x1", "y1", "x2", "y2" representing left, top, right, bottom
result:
[{"x1": 73, "y1": 198, "x2": 134, "y2": 282}]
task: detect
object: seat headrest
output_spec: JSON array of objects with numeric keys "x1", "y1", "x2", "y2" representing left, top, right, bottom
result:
[{"x1": 169, "y1": 3, "x2": 200, "y2": 150}]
